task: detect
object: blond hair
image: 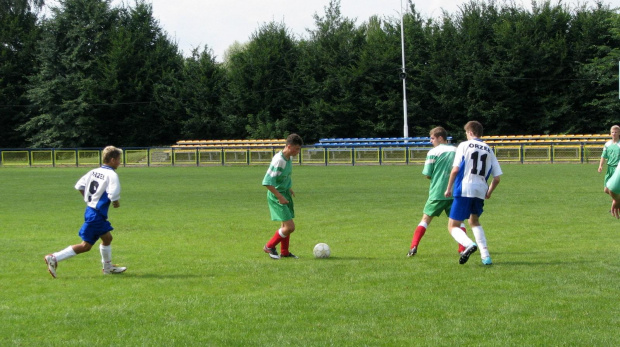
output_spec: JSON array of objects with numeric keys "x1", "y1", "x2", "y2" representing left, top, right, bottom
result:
[
  {"x1": 611, "y1": 125, "x2": 620, "y2": 132},
  {"x1": 102, "y1": 146, "x2": 122, "y2": 164}
]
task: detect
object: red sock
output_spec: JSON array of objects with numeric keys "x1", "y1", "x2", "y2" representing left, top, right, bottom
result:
[
  {"x1": 266, "y1": 230, "x2": 285, "y2": 249},
  {"x1": 280, "y1": 235, "x2": 290, "y2": 256},
  {"x1": 411, "y1": 225, "x2": 427, "y2": 248},
  {"x1": 458, "y1": 226, "x2": 467, "y2": 253}
]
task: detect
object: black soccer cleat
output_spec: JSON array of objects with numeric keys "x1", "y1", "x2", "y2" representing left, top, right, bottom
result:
[
  {"x1": 407, "y1": 246, "x2": 418, "y2": 257},
  {"x1": 459, "y1": 243, "x2": 478, "y2": 265},
  {"x1": 263, "y1": 245, "x2": 280, "y2": 260},
  {"x1": 281, "y1": 252, "x2": 299, "y2": 259}
]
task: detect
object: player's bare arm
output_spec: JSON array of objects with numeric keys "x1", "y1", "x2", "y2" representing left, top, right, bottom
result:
[
  {"x1": 486, "y1": 176, "x2": 501, "y2": 199},
  {"x1": 444, "y1": 166, "x2": 459, "y2": 198},
  {"x1": 289, "y1": 188, "x2": 295, "y2": 197}
]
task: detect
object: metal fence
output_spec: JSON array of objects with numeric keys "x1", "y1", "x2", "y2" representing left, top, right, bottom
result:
[{"x1": 0, "y1": 144, "x2": 604, "y2": 167}]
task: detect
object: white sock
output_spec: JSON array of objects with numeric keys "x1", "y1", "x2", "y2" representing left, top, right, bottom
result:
[
  {"x1": 450, "y1": 227, "x2": 474, "y2": 247},
  {"x1": 278, "y1": 229, "x2": 287, "y2": 238},
  {"x1": 419, "y1": 221, "x2": 428, "y2": 228},
  {"x1": 472, "y1": 226, "x2": 490, "y2": 258},
  {"x1": 53, "y1": 246, "x2": 77, "y2": 262},
  {"x1": 100, "y1": 244, "x2": 112, "y2": 268}
]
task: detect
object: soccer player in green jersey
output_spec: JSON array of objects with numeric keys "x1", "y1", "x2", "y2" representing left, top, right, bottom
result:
[
  {"x1": 598, "y1": 125, "x2": 620, "y2": 195},
  {"x1": 408, "y1": 127, "x2": 467, "y2": 257},
  {"x1": 262, "y1": 134, "x2": 303, "y2": 259},
  {"x1": 606, "y1": 167, "x2": 620, "y2": 218}
]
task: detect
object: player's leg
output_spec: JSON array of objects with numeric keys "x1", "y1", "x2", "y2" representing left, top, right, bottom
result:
[
  {"x1": 279, "y1": 220, "x2": 298, "y2": 258},
  {"x1": 468, "y1": 201, "x2": 491, "y2": 265},
  {"x1": 446, "y1": 200, "x2": 467, "y2": 253},
  {"x1": 44, "y1": 222, "x2": 97, "y2": 278},
  {"x1": 457, "y1": 223, "x2": 467, "y2": 254},
  {"x1": 448, "y1": 218, "x2": 474, "y2": 249},
  {"x1": 99, "y1": 232, "x2": 126, "y2": 274},
  {"x1": 409, "y1": 214, "x2": 433, "y2": 257},
  {"x1": 448, "y1": 197, "x2": 477, "y2": 264},
  {"x1": 264, "y1": 193, "x2": 294, "y2": 259}
]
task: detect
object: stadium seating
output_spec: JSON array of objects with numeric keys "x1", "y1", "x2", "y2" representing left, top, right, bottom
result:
[
  {"x1": 481, "y1": 134, "x2": 608, "y2": 145},
  {"x1": 173, "y1": 134, "x2": 607, "y2": 149},
  {"x1": 173, "y1": 139, "x2": 286, "y2": 148},
  {"x1": 313, "y1": 137, "x2": 439, "y2": 147}
]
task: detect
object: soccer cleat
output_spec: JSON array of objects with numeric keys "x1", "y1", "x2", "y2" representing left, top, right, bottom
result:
[
  {"x1": 281, "y1": 252, "x2": 299, "y2": 259},
  {"x1": 407, "y1": 246, "x2": 417, "y2": 257},
  {"x1": 44, "y1": 254, "x2": 57, "y2": 278},
  {"x1": 102, "y1": 265, "x2": 127, "y2": 274},
  {"x1": 481, "y1": 256, "x2": 492, "y2": 265},
  {"x1": 459, "y1": 243, "x2": 478, "y2": 265},
  {"x1": 263, "y1": 245, "x2": 280, "y2": 259}
]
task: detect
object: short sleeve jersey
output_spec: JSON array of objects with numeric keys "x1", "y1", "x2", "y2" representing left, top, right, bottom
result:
[
  {"x1": 422, "y1": 144, "x2": 456, "y2": 201},
  {"x1": 601, "y1": 140, "x2": 620, "y2": 167},
  {"x1": 452, "y1": 139, "x2": 502, "y2": 199},
  {"x1": 74, "y1": 165, "x2": 121, "y2": 218},
  {"x1": 262, "y1": 151, "x2": 292, "y2": 193}
]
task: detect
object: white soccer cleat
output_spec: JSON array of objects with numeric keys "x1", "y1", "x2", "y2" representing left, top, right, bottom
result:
[
  {"x1": 103, "y1": 265, "x2": 127, "y2": 274},
  {"x1": 44, "y1": 254, "x2": 57, "y2": 278}
]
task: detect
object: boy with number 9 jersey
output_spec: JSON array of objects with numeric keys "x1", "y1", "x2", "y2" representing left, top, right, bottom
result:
[{"x1": 44, "y1": 146, "x2": 126, "y2": 278}]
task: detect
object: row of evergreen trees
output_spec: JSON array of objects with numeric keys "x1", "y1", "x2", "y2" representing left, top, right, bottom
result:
[{"x1": 1, "y1": 0, "x2": 619, "y2": 148}]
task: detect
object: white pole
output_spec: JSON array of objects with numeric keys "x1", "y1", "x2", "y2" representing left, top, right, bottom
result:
[{"x1": 401, "y1": 0, "x2": 409, "y2": 140}]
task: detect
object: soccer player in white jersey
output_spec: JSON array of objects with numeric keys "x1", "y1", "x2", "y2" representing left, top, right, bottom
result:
[
  {"x1": 445, "y1": 121, "x2": 502, "y2": 265},
  {"x1": 44, "y1": 146, "x2": 126, "y2": 278},
  {"x1": 598, "y1": 125, "x2": 620, "y2": 195},
  {"x1": 408, "y1": 127, "x2": 469, "y2": 257},
  {"x1": 262, "y1": 134, "x2": 303, "y2": 259}
]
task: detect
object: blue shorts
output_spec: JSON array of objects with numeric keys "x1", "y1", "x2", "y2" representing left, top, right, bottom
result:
[
  {"x1": 78, "y1": 207, "x2": 113, "y2": 245},
  {"x1": 449, "y1": 196, "x2": 484, "y2": 221}
]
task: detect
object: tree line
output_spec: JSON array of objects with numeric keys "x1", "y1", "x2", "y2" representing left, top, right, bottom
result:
[{"x1": 1, "y1": 0, "x2": 619, "y2": 148}]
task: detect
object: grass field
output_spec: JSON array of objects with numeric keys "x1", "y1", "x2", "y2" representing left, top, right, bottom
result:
[{"x1": 1, "y1": 164, "x2": 619, "y2": 346}]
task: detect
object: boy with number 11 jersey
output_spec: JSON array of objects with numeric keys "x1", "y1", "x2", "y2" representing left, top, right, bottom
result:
[{"x1": 445, "y1": 121, "x2": 502, "y2": 265}]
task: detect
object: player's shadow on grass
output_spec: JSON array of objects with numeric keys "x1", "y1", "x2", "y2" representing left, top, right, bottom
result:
[
  {"x1": 492, "y1": 261, "x2": 579, "y2": 266},
  {"x1": 310, "y1": 256, "x2": 373, "y2": 261},
  {"x1": 120, "y1": 273, "x2": 208, "y2": 279}
]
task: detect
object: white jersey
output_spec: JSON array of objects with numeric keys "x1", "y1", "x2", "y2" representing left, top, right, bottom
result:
[
  {"x1": 452, "y1": 139, "x2": 502, "y2": 199},
  {"x1": 75, "y1": 165, "x2": 121, "y2": 214}
]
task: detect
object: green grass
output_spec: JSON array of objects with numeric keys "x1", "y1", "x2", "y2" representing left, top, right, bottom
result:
[{"x1": 1, "y1": 164, "x2": 619, "y2": 346}]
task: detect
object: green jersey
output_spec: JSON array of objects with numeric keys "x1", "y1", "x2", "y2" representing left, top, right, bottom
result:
[
  {"x1": 602, "y1": 140, "x2": 620, "y2": 167},
  {"x1": 262, "y1": 151, "x2": 293, "y2": 193},
  {"x1": 422, "y1": 144, "x2": 456, "y2": 201}
]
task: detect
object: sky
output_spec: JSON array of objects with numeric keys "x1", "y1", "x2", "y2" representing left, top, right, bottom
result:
[{"x1": 47, "y1": 0, "x2": 620, "y2": 61}]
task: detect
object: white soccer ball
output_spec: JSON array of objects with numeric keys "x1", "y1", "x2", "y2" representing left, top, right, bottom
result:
[{"x1": 313, "y1": 243, "x2": 331, "y2": 258}]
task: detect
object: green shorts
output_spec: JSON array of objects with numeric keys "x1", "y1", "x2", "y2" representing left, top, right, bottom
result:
[
  {"x1": 423, "y1": 199, "x2": 453, "y2": 217},
  {"x1": 605, "y1": 165, "x2": 617, "y2": 187},
  {"x1": 606, "y1": 166, "x2": 620, "y2": 194},
  {"x1": 267, "y1": 191, "x2": 294, "y2": 221}
]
